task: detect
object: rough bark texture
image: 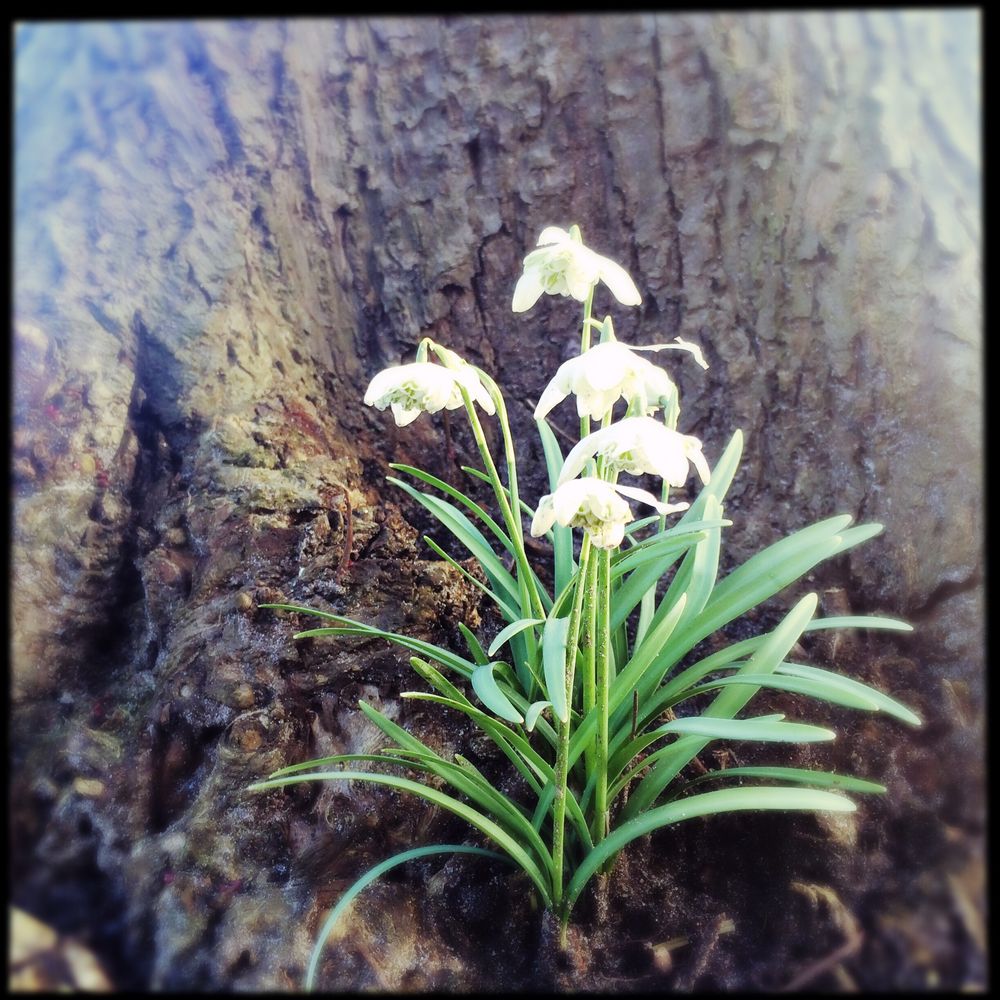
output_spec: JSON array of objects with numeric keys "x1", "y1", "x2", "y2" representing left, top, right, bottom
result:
[{"x1": 12, "y1": 13, "x2": 982, "y2": 992}]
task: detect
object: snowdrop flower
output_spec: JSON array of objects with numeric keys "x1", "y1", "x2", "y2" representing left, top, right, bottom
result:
[
  {"x1": 364, "y1": 362, "x2": 495, "y2": 427},
  {"x1": 531, "y1": 477, "x2": 688, "y2": 550},
  {"x1": 512, "y1": 226, "x2": 641, "y2": 312},
  {"x1": 534, "y1": 341, "x2": 679, "y2": 421},
  {"x1": 558, "y1": 416, "x2": 711, "y2": 488}
]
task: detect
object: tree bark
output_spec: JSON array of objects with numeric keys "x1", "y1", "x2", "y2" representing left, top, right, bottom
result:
[{"x1": 12, "y1": 13, "x2": 982, "y2": 991}]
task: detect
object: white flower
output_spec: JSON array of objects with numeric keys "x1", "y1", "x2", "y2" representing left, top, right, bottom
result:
[
  {"x1": 512, "y1": 226, "x2": 642, "y2": 312},
  {"x1": 364, "y1": 362, "x2": 495, "y2": 427},
  {"x1": 534, "y1": 341, "x2": 679, "y2": 421},
  {"x1": 530, "y1": 477, "x2": 688, "y2": 550},
  {"x1": 558, "y1": 416, "x2": 711, "y2": 488}
]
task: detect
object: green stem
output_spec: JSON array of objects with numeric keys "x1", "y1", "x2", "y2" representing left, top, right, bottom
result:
[
  {"x1": 593, "y1": 547, "x2": 612, "y2": 843},
  {"x1": 579, "y1": 285, "x2": 595, "y2": 442},
  {"x1": 462, "y1": 394, "x2": 545, "y2": 693},
  {"x1": 580, "y1": 549, "x2": 599, "y2": 773},
  {"x1": 551, "y1": 533, "x2": 592, "y2": 916}
]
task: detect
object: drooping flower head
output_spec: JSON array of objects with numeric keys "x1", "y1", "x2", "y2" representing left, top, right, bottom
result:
[
  {"x1": 530, "y1": 477, "x2": 687, "y2": 550},
  {"x1": 533, "y1": 337, "x2": 708, "y2": 422},
  {"x1": 364, "y1": 361, "x2": 495, "y2": 427},
  {"x1": 558, "y1": 416, "x2": 711, "y2": 488},
  {"x1": 512, "y1": 226, "x2": 642, "y2": 313}
]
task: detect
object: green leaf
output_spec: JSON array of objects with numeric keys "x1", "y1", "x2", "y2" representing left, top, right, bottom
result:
[
  {"x1": 249, "y1": 768, "x2": 553, "y2": 906},
  {"x1": 776, "y1": 662, "x2": 923, "y2": 727},
  {"x1": 472, "y1": 662, "x2": 525, "y2": 724},
  {"x1": 694, "y1": 672, "x2": 882, "y2": 712},
  {"x1": 571, "y1": 593, "x2": 689, "y2": 768},
  {"x1": 408, "y1": 658, "x2": 541, "y2": 794},
  {"x1": 536, "y1": 418, "x2": 575, "y2": 595},
  {"x1": 675, "y1": 429, "x2": 744, "y2": 525},
  {"x1": 401, "y1": 692, "x2": 549, "y2": 782},
  {"x1": 658, "y1": 715, "x2": 836, "y2": 743},
  {"x1": 304, "y1": 845, "x2": 508, "y2": 991},
  {"x1": 653, "y1": 495, "x2": 723, "y2": 634},
  {"x1": 803, "y1": 615, "x2": 913, "y2": 634},
  {"x1": 682, "y1": 766, "x2": 886, "y2": 795},
  {"x1": 422, "y1": 536, "x2": 520, "y2": 620},
  {"x1": 542, "y1": 616, "x2": 571, "y2": 724},
  {"x1": 401, "y1": 691, "x2": 593, "y2": 851},
  {"x1": 611, "y1": 521, "x2": 728, "y2": 576},
  {"x1": 389, "y1": 463, "x2": 513, "y2": 553},
  {"x1": 388, "y1": 748, "x2": 551, "y2": 868},
  {"x1": 488, "y1": 618, "x2": 545, "y2": 657},
  {"x1": 289, "y1": 620, "x2": 476, "y2": 681},
  {"x1": 387, "y1": 478, "x2": 521, "y2": 607},
  {"x1": 457, "y1": 623, "x2": 489, "y2": 666},
  {"x1": 524, "y1": 701, "x2": 552, "y2": 732},
  {"x1": 610, "y1": 546, "x2": 687, "y2": 632},
  {"x1": 664, "y1": 516, "x2": 853, "y2": 662},
  {"x1": 566, "y1": 785, "x2": 854, "y2": 909},
  {"x1": 622, "y1": 592, "x2": 820, "y2": 820}
]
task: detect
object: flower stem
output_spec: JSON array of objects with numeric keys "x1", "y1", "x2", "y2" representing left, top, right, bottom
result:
[
  {"x1": 579, "y1": 285, "x2": 595, "y2": 442},
  {"x1": 580, "y1": 548, "x2": 599, "y2": 773},
  {"x1": 461, "y1": 391, "x2": 545, "y2": 692},
  {"x1": 592, "y1": 546, "x2": 612, "y2": 843},
  {"x1": 551, "y1": 533, "x2": 592, "y2": 915}
]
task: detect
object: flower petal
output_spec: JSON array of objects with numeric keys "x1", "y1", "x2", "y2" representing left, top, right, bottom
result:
[
  {"x1": 537, "y1": 226, "x2": 571, "y2": 246},
  {"x1": 597, "y1": 256, "x2": 642, "y2": 306},
  {"x1": 534, "y1": 381, "x2": 569, "y2": 421},
  {"x1": 512, "y1": 272, "x2": 545, "y2": 312},
  {"x1": 530, "y1": 496, "x2": 557, "y2": 537},
  {"x1": 557, "y1": 430, "x2": 605, "y2": 486},
  {"x1": 685, "y1": 437, "x2": 712, "y2": 484},
  {"x1": 613, "y1": 483, "x2": 682, "y2": 515},
  {"x1": 390, "y1": 402, "x2": 421, "y2": 426}
]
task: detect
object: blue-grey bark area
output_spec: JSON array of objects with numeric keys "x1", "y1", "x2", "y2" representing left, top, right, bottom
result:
[{"x1": 12, "y1": 14, "x2": 982, "y2": 991}]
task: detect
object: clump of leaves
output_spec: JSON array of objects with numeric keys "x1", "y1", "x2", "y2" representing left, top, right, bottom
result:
[{"x1": 250, "y1": 224, "x2": 918, "y2": 989}]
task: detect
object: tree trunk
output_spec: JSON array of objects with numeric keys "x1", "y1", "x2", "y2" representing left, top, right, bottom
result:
[{"x1": 12, "y1": 13, "x2": 982, "y2": 991}]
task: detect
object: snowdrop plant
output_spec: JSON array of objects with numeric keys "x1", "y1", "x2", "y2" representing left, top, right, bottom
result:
[{"x1": 250, "y1": 226, "x2": 919, "y2": 988}]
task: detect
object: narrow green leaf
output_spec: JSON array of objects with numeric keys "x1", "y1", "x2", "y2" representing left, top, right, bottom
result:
[
  {"x1": 674, "y1": 429, "x2": 744, "y2": 526},
  {"x1": 289, "y1": 620, "x2": 476, "y2": 680},
  {"x1": 543, "y1": 616, "x2": 571, "y2": 724},
  {"x1": 666, "y1": 516, "x2": 853, "y2": 660},
  {"x1": 536, "y1": 418, "x2": 575, "y2": 595},
  {"x1": 610, "y1": 547, "x2": 686, "y2": 631},
  {"x1": 457, "y1": 623, "x2": 489, "y2": 666},
  {"x1": 695, "y1": 672, "x2": 882, "y2": 712},
  {"x1": 488, "y1": 618, "x2": 545, "y2": 657},
  {"x1": 804, "y1": 615, "x2": 913, "y2": 633},
  {"x1": 402, "y1": 691, "x2": 593, "y2": 851},
  {"x1": 472, "y1": 662, "x2": 525, "y2": 724},
  {"x1": 571, "y1": 593, "x2": 689, "y2": 768},
  {"x1": 408, "y1": 658, "x2": 542, "y2": 794},
  {"x1": 389, "y1": 748, "x2": 551, "y2": 869},
  {"x1": 776, "y1": 662, "x2": 923, "y2": 727},
  {"x1": 387, "y1": 478, "x2": 521, "y2": 606},
  {"x1": 682, "y1": 766, "x2": 886, "y2": 795},
  {"x1": 611, "y1": 521, "x2": 728, "y2": 576},
  {"x1": 422, "y1": 536, "x2": 520, "y2": 620},
  {"x1": 249, "y1": 768, "x2": 553, "y2": 906},
  {"x1": 524, "y1": 701, "x2": 552, "y2": 732},
  {"x1": 401, "y1": 692, "x2": 548, "y2": 781},
  {"x1": 389, "y1": 463, "x2": 514, "y2": 553},
  {"x1": 658, "y1": 715, "x2": 836, "y2": 743},
  {"x1": 567, "y1": 785, "x2": 854, "y2": 909},
  {"x1": 623, "y1": 593, "x2": 820, "y2": 820},
  {"x1": 304, "y1": 845, "x2": 507, "y2": 991}
]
